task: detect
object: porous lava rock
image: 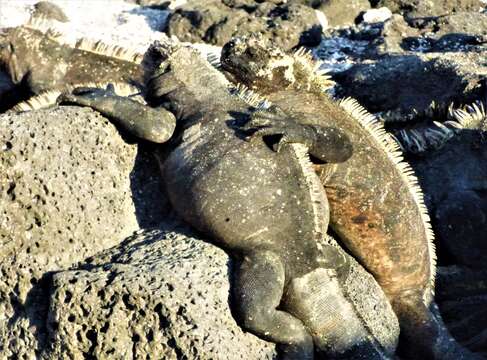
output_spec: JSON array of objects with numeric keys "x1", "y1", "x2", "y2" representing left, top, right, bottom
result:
[
  {"x1": 165, "y1": 0, "x2": 323, "y2": 50},
  {"x1": 45, "y1": 227, "x2": 278, "y2": 359},
  {"x1": 0, "y1": 106, "x2": 166, "y2": 358}
]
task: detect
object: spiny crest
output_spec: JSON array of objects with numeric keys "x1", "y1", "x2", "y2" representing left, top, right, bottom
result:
[
  {"x1": 451, "y1": 101, "x2": 486, "y2": 130},
  {"x1": 230, "y1": 83, "x2": 272, "y2": 110},
  {"x1": 292, "y1": 47, "x2": 335, "y2": 93},
  {"x1": 25, "y1": 16, "x2": 143, "y2": 64},
  {"x1": 380, "y1": 101, "x2": 453, "y2": 124},
  {"x1": 394, "y1": 122, "x2": 456, "y2": 154},
  {"x1": 74, "y1": 38, "x2": 144, "y2": 64},
  {"x1": 388, "y1": 101, "x2": 486, "y2": 154},
  {"x1": 12, "y1": 90, "x2": 62, "y2": 112},
  {"x1": 338, "y1": 98, "x2": 436, "y2": 293},
  {"x1": 290, "y1": 143, "x2": 329, "y2": 237},
  {"x1": 206, "y1": 51, "x2": 222, "y2": 69},
  {"x1": 25, "y1": 15, "x2": 62, "y2": 33},
  {"x1": 12, "y1": 82, "x2": 143, "y2": 112}
]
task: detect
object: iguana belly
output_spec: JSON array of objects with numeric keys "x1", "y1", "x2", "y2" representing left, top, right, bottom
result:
[{"x1": 163, "y1": 123, "x2": 329, "y2": 279}]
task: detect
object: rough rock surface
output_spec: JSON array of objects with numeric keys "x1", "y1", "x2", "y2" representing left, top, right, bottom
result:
[
  {"x1": 334, "y1": 51, "x2": 487, "y2": 113},
  {"x1": 410, "y1": 130, "x2": 487, "y2": 269},
  {"x1": 437, "y1": 267, "x2": 487, "y2": 355},
  {"x1": 45, "y1": 226, "x2": 278, "y2": 359},
  {"x1": 292, "y1": 0, "x2": 371, "y2": 27},
  {"x1": 165, "y1": 0, "x2": 322, "y2": 50},
  {"x1": 0, "y1": 106, "x2": 167, "y2": 358},
  {"x1": 375, "y1": 0, "x2": 485, "y2": 19}
]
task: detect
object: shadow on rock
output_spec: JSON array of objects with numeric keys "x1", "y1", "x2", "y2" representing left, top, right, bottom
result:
[
  {"x1": 408, "y1": 128, "x2": 487, "y2": 269},
  {"x1": 335, "y1": 53, "x2": 485, "y2": 113}
]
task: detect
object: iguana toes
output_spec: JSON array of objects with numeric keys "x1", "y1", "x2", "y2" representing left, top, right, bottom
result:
[
  {"x1": 0, "y1": 21, "x2": 143, "y2": 112},
  {"x1": 219, "y1": 36, "x2": 482, "y2": 360},
  {"x1": 56, "y1": 42, "x2": 396, "y2": 359}
]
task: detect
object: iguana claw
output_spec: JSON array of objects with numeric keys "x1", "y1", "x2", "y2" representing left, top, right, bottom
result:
[{"x1": 242, "y1": 111, "x2": 314, "y2": 152}]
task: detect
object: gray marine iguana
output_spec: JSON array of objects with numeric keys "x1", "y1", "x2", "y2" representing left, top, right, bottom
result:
[
  {"x1": 219, "y1": 35, "x2": 483, "y2": 360},
  {"x1": 56, "y1": 40, "x2": 405, "y2": 359},
  {"x1": 0, "y1": 19, "x2": 143, "y2": 112}
]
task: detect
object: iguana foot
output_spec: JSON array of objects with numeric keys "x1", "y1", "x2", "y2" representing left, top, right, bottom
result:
[
  {"x1": 233, "y1": 251, "x2": 314, "y2": 360},
  {"x1": 58, "y1": 84, "x2": 176, "y2": 143},
  {"x1": 243, "y1": 106, "x2": 352, "y2": 163}
]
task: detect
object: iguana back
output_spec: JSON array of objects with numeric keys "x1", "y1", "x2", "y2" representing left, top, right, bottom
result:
[{"x1": 220, "y1": 36, "x2": 480, "y2": 359}]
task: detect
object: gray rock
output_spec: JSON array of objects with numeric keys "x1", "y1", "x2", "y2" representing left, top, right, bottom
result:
[
  {"x1": 294, "y1": 0, "x2": 371, "y2": 27},
  {"x1": 165, "y1": 0, "x2": 322, "y2": 51},
  {"x1": 375, "y1": 0, "x2": 485, "y2": 19},
  {"x1": 45, "y1": 227, "x2": 278, "y2": 359},
  {"x1": 334, "y1": 51, "x2": 487, "y2": 113},
  {"x1": 0, "y1": 106, "x2": 167, "y2": 358}
]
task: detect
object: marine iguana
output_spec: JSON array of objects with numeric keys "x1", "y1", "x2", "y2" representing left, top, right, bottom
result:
[
  {"x1": 219, "y1": 35, "x2": 482, "y2": 359},
  {"x1": 56, "y1": 40, "x2": 404, "y2": 359},
  {"x1": 378, "y1": 101, "x2": 486, "y2": 154},
  {"x1": 0, "y1": 20, "x2": 143, "y2": 112}
]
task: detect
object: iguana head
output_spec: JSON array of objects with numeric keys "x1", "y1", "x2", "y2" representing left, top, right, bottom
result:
[
  {"x1": 221, "y1": 34, "x2": 334, "y2": 95},
  {"x1": 221, "y1": 35, "x2": 296, "y2": 94},
  {"x1": 0, "y1": 27, "x2": 34, "y2": 85}
]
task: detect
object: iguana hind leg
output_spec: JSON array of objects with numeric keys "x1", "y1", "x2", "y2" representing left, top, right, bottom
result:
[
  {"x1": 58, "y1": 84, "x2": 176, "y2": 143},
  {"x1": 233, "y1": 250, "x2": 314, "y2": 360}
]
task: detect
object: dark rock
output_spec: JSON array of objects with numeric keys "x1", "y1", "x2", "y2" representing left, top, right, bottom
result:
[
  {"x1": 366, "y1": 14, "x2": 421, "y2": 54},
  {"x1": 334, "y1": 52, "x2": 486, "y2": 113},
  {"x1": 436, "y1": 267, "x2": 487, "y2": 353},
  {"x1": 437, "y1": 266, "x2": 487, "y2": 301},
  {"x1": 0, "y1": 71, "x2": 18, "y2": 113},
  {"x1": 435, "y1": 191, "x2": 487, "y2": 267},
  {"x1": 429, "y1": 12, "x2": 487, "y2": 51},
  {"x1": 375, "y1": 0, "x2": 485, "y2": 19},
  {"x1": 165, "y1": 0, "x2": 322, "y2": 50},
  {"x1": 410, "y1": 129, "x2": 487, "y2": 269},
  {"x1": 0, "y1": 106, "x2": 167, "y2": 358}
]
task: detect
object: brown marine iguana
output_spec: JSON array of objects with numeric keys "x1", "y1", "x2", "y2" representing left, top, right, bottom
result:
[
  {"x1": 55, "y1": 40, "x2": 405, "y2": 359},
  {"x1": 0, "y1": 19, "x2": 143, "y2": 112},
  {"x1": 219, "y1": 36, "x2": 482, "y2": 359}
]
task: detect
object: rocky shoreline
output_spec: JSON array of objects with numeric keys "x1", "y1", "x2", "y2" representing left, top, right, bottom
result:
[{"x1": 1, "y1": 0, "x2": 486, "y2": 358}]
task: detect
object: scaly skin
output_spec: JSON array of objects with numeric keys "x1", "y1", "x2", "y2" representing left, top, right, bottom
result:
[
  {"x1": 220, "y1": 36, "x2": 482, "y2": 359},
  {"x1": 57, "y1": 42, "x2": 402, "y2": 359},
  {"x1": 0, "y1": 26, "x2": 142, "y2": 111}
]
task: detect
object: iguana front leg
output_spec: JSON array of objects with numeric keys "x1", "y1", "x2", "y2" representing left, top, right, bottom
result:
[
  {"x1": 234, "y1": 250, "x2": 314, "y2": 360},
  {"x1": 243, "y1": 106, "x2": 353, "y2": 163},
  {"x1": 58, "y1": 84, "x2": 176, "y2": 143}
]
